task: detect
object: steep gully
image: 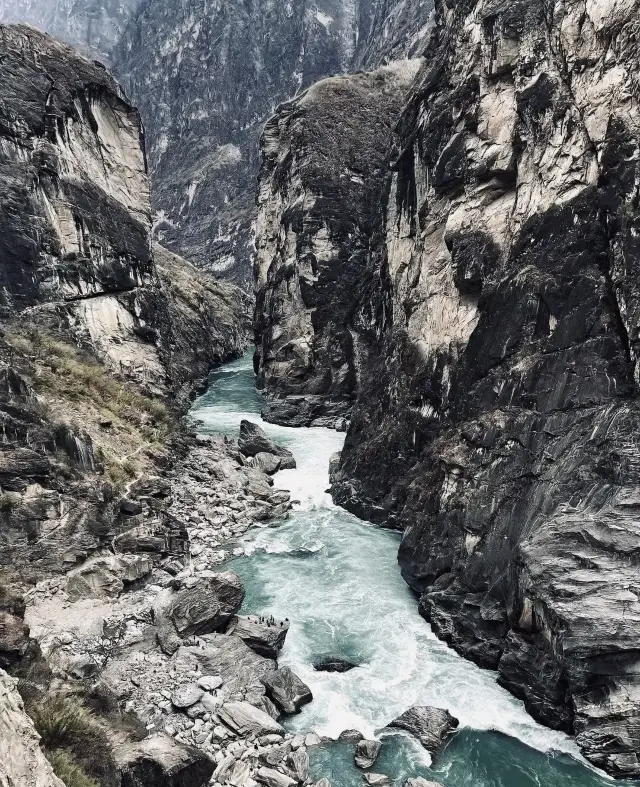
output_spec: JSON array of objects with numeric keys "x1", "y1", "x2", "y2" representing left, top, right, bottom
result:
[{"x1": 190, "y1": 357, "x2": 632, "y2": 787}]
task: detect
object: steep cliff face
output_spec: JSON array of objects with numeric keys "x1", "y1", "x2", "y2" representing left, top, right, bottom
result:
[
  {"x1": 326, "y1": 0, "x2": 640, "y2": 776},
  {"x1": 0, "y1": 24, "x2": 247, "y2": 578},
  {"x1": 111, "y1": 0, "x2": 433, "y2": 288},
  {"x1": 254, "y1": 61, "x2": 421, "y2": 427},
  {"x1": 255, "y1": 0, "x2": 640, "y2": 775}
]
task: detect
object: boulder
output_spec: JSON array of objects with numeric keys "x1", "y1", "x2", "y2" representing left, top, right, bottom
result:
[
  {"x1": 0, "y1": 611, "x2": 29, "y2": 667},
  {"x1": 286, "y1": 749, "x2": 309, "y2": 782},
  {"x1": 405, "y1": 779, "x2": 444, "y2": 787},
  {"x1": 387, "y1": 706, "x2": 458, "y2": 754},
  {"x1": 226, "y1": 615, "x2": 289, "y2": 658},
  {"x1": 313, "y1": 781, "x2": 332, "y2": 787},
  {"x1": 218, "y1": 701, "x2": 284, "y2": 736},
  {"x1": 338, "y1": 730, "x2": 364, "y2": 742},
  {"x1": 116, "y1": 734, "x2": 214, "y2": 787},
  {"x1": 65, "y1": 556, "x2": 125, "y2": 601},
  {"x1": 253, "y1": 453, "x2": 282, "y2": 475},
  {"x1": 171, "y1": 683, "x2": 204, "y2": 709},
  {"x1": 256, "y1": 767, "x2": 297, "y2": 787},
  {"x1": 364, "y1": 775, "x2": 389, "y2": 786},
  {"x1": 261, "y1": 667, "x2": 313, "y2": 714},
  {"x1": 120, "y1": 498, "x2": 143, "y2": 516},
  {"x1": 313, "y1": 655, "x2": 358, "y2": 673},
  {"x1": 155, "y1": 573, "x2": 244, "y2": 654},
  {"x1": 238, "y1": 421, "x2": 296, "y2": 468},
  {"x1": 355, "y1": 739, "x2": 381, "y2": 769},
  {"x1": 197, "y1": 675, "x2": 223, "y2": 691}
]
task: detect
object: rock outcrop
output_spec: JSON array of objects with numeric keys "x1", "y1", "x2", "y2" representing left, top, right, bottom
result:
[
  {"x1": 256, "y1": 0, "x2": 640, "y2": 776},
  {"x1": 0, "y1": 669, "x2": 65, "y2": 787},
  {"x1": 254, "y1": 62, "x2": 421, "y2": 427},
  {"x1": 387, "y1": 706, "x2": 458, "y2": 754}
]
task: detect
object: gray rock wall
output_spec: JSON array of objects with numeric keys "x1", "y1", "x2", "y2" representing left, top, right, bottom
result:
[
  {"x1": 328, "y1": 0, "x2": 640, "y2": 776},
  {"x1": 254, "y1": 61, "x2": 422, "y2": 427}
]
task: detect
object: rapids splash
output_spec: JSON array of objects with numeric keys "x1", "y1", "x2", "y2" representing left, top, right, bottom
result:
[{"x1": 190, "y1": 357, "x2": 635, "y2": 787}]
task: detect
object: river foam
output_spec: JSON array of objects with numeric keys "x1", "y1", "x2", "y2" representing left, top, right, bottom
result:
[{"x1": 191, "y1": 356, "x2": 630, "y2": 787}]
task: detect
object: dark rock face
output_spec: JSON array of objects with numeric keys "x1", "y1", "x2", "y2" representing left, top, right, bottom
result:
[
  {"x1": 388, "y1": 707, "x2": 458, "y2": 754},
  {"x1": 261, "y1": 667, "x2": 313, "y2": 715},
  {"x1": 313, "y1": 656, "x2": 358, "y2": 673},
  {"x1": 116, "y1": 734, "x2": 214, "y2": 787},
  {"x1": 323, "y1": 0, "x2": 640, "y2": 777},
  {"x1": 254, "y1": 62, "x2": 421, "y2": 427}
]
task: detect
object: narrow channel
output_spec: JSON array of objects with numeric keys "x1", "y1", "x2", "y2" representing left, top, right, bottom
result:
[{"x1": 190, "y1": 356, "x2": 633, "y2": 787}]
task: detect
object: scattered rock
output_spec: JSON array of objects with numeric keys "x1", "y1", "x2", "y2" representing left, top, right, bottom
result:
[
  {"x1": 261, "y1": 667, "x2": 313, "y2": 714},
  {"x1": 313, "y1": 656, "x2": 358, "y2": 673},
  {"x1": 171, "y1": 684, "x2": 204, "y2": 709},
  {"x1": 218, "y1": 701, "x2": 284, "y2": 737},
  {"x1": 313, "y1": 780, "x2": 332, "y2": 787},
  {"x1": 305, "y1": 732, "x2": 322, "y2": 748},
  {"x1": 226, "y1": 615, "x2": 289, "y2": 658},
  {"x1": 256, "y1": 767, "x2": 297, "y2": 787},
  {"x1": 355, "y1": 739, "x2": 381, "y2": 769},
  {"x1": 388, "y1": 706, "x2": 458, "y2": 754}
]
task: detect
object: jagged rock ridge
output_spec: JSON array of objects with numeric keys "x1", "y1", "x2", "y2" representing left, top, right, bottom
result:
[{"x1": 256, "y1": 0, "x2": 640, "y2": 776}]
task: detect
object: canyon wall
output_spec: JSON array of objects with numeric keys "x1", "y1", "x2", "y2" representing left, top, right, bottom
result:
[
  {"x1": 0, "y1": 23, "x2": 247, "y2": 577},
  {"x1": 254, "y1": 61, "x2": 421, "y2": 427},
  {"x1": 257, "y1": 0, "x2": 640, "y2": 776}
]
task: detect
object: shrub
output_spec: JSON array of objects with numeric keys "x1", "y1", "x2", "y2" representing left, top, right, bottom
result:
[
  {"x1": 29, "y1": 695, "x2": 116, "y2": 787},
  {"x1": 46, "y1": 749, "x2": 99, "y2": 787}
]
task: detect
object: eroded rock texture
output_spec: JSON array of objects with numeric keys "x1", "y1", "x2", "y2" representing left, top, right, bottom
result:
[
  {"x1": 0, "y1": 24, "x2": 247, "y2": 576},
  {"x1": 325, "y1": 0, "x2": 640, "y2": 776},
  {"x1": 111, "y1": 0, "x2": 434, "y2": 287},
  {"x1": 254, "y1": 0, "x2": 640, "y2": 776},
  {"x1": 0, "y1": 669, "x2": 65, "y2": 787},
  {"x1": 254, "y1": 62, "x2": 421, "y2": 427}
]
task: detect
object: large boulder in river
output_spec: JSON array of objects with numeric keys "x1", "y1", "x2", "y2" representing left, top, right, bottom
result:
[
  {"x1": 155, "y1": 573, "x2": 244, "y2": 654},
  {"x1": 261, "y1": 666, "x2": 313, "y2": 714},
  {"x1": 238, "y1": 421, "x2": 296, "y2": 468},
  {"x1": 218, "y1": 700, "x2": 284, "y2": 736},
  {"x1": 313, "y1": 655, "x2": 358, "y2": 673},
  {"x1": 226, "y1": 615, "x2": 289, "y2": 658},
  {"x1": 388, "y1": 706, "x2": 458, "y2": 754},
  {"x1": 116, "y1": 734, "x2": 214, "y2": 787},
  {"x1": 404, "y1": 779, "x2": 444, "y2": 787},
  {"x1": 355, "y1": 739, "x2": 381, "y2": 769}
]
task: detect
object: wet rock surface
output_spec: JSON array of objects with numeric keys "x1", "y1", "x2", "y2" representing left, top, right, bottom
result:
[
  {"x1": 388, "y1": 707, "x2": 458, "y2": 754},
  {"x1": 312, "y1": 656, "x2": 358, "y2": 673},
  {"x1": 261, "y1": 667, "x2": 313, "y2": 715},
  {"x1": 354, "y1": 739, "x2": 381, "y2": 769}
]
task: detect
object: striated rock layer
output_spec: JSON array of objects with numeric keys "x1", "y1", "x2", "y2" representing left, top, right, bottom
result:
[
  {"x1": 329, "y1": 0, "x2": 640, "y2": 776},
  {"x1": 254, "y1": 61, "x2": 421, "y2": 427},
  {"x1": 256, "y1": 0, "x2": 640, "y2": 777}
]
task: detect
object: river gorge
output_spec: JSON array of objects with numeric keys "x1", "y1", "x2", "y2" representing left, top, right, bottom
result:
[{"x1": 189, "y1": 357, "x2": 630, "y2": 787}]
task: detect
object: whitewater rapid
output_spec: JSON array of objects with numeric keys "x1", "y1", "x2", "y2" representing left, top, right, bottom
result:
[{"x1": 190, "y1": 357, "x2": 625, "y2": 787}]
